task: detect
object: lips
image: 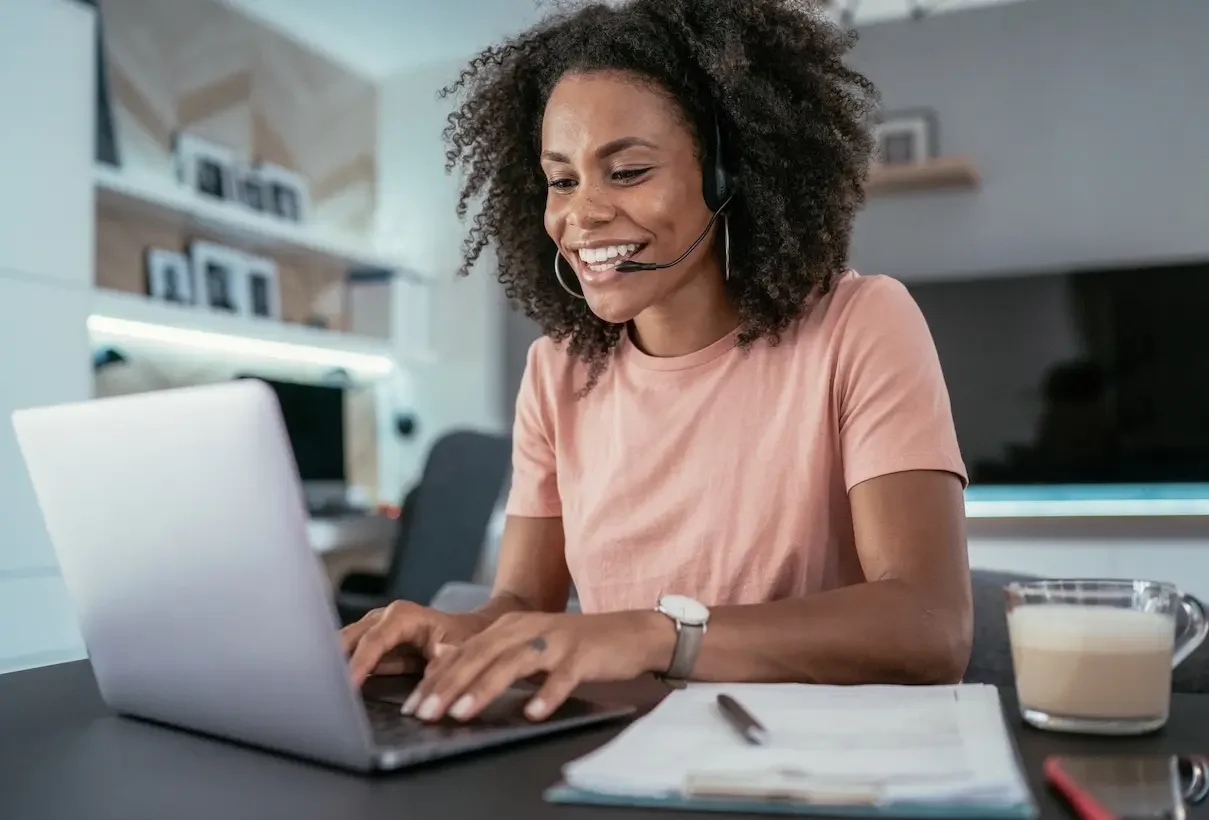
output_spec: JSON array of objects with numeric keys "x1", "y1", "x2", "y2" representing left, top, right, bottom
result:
[{"x1": 568, "y1": 242, "x2": 648, "y2": 284}]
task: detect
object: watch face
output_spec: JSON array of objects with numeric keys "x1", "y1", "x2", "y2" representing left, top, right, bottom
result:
[{"x1": 659, "y1": 594, "x2": 710, "y2": 626}]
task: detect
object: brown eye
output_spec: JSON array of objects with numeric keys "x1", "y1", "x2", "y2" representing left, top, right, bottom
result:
[{"x1": 612, "y1": 167, "x2": 652, "y2": 182}]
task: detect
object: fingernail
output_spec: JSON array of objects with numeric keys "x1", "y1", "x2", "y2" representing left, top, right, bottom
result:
[
  {"x1": 450, "y1": 694, "x2": 475, "y2": 720},
  {"x1": 417, "y1": 695, "x2": 441, "y2": 721},
  {"x1": 401, "y1": 690, "x2": 421, "y2": 716},
  {"x1": 433, "y1": 642, "x2": 454, "y2": 658},
  {"x1": 525, "y1": 698, "x2": 548, "y2": 720}
]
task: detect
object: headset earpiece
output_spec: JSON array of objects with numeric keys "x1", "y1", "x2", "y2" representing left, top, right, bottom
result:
[{"x1": 703, "y1": 116, "x2": 737, "y2": 212}]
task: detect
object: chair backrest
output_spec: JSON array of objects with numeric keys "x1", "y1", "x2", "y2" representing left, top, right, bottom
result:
[{"x1": 382, "y1": 430, "x2": 512, "y2": 606}]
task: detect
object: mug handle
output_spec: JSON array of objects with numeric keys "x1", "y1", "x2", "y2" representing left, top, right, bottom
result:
[{"x1": 1173, "y1": 594, "x2": 1209, "y2": 668}]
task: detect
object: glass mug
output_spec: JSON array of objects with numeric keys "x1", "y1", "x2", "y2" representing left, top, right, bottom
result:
[{"x1": 1005, "y1": 579, "x2": 1208, "y2": 735}]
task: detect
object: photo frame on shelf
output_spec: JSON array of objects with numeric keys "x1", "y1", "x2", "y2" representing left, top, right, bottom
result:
[
  {"x1": 871, "y1": 108, "x2": 939, "y2": 166},
  {"x1": 189, "y1": 240, "x2": 246, "y2": 315},
  {"x1": 144, "y1": 248, "x2": 195, "y2": 306},
  {"x1": 234, "y1": 164, "x2": 268, "y2": 213},
  {"x1": 173, "y1": 133, "x2": 236, "y2": 201},
  {"x1": 244, "y1": 254, "x2": 282, "y2": 320},
  {"x1": 256, "y1": 162, "x2": 310, "y2": 223}
]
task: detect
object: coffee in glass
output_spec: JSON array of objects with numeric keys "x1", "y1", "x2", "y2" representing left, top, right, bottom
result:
[{"x1": 1006, "y1": 579, "x2": 1207, "y2": 735}]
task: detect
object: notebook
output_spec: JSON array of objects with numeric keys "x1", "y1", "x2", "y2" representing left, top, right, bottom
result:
[{"x1": 546, "y1": 682, "x2": 1038, "y2": 818}]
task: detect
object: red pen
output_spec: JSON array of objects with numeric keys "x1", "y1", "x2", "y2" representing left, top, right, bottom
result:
[{"x1": 1044, "y1": 757, "x2": 1119, "y2": 820}]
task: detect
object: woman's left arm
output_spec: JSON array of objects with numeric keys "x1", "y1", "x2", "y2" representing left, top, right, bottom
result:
[
  {"x1": 651, "y1": 468, "x2": 973, "y2": 686},
  {"x1": 642, "y1": 276, "x2": 974, "y2": 687}
]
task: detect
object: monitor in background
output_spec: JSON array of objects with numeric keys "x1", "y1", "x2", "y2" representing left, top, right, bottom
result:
[
  {"x1": 907, "y1": 260, "x2": 1209, "y2": 489},
  {"x1": 237, "y1": 375, "x2": 348, "y2": 513}
]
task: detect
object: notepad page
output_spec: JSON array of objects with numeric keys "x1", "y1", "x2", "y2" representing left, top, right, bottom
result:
[{"x1": 561, "y1": 683, "x2": 1031, "y2": 806}]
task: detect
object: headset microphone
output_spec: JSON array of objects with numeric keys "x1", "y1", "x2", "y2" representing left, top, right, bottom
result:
[{"x1": 614, "y1": 199, "x2": 730, "y2": 273}]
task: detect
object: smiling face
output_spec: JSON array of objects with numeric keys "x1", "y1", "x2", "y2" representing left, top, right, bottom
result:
[{"x1": 541, "y1": 71, "x2": 721, "y2": 324}]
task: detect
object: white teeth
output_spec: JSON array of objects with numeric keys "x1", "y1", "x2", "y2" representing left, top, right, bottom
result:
[{"x1": 577, "y1": 243, "x2": 639, "y2": 265}]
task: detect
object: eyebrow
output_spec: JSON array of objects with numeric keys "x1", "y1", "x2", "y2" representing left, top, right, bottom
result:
[{"x1": 540, "y1": 136, "x2": 659, "y2": 164}]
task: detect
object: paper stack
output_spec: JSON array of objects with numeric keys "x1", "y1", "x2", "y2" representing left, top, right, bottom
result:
[{"x1": 555, "y1": 682, "x2": 1035, "y2": 816}]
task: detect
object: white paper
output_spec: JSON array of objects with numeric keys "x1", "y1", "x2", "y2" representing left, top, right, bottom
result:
[{"x1": 561, "y1": 683, "x2": 1033, "y2": 807}]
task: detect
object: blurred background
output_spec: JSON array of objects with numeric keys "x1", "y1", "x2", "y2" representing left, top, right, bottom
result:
[{"x1": 1, "y1": 0, "x2": 1205, "y2": 673}]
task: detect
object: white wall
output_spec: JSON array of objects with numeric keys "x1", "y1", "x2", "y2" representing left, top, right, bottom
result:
[
  {"x1": 967, "y1": 516, "x2": 1209, "y2": 603},
  {"x1": 843, "y1": 0, "x2": 1038, "y2": 25},
  {"x1": 227, "y1": 0, "x2": 1041, "y2": 82},
  {"x1": 848, "y1": 0, "x2": 1209, "y2": 281},
  {"x1": 0, "y1": 0, "x2": 96, "y2": 673},
  {"x1": 226, "y1": 0, "x2": 544, "y2": 80},
  {"x1": 375, "y1": 59, "x2": 508, "y2": 494}
]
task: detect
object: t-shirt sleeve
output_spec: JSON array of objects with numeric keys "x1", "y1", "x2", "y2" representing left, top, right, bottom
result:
[
  {"x1": 836, "y1": 275, "x2": 969, "y2": 492},
  {"x1": 504, "y1": 340, "x2": 563, "y2": 518}
]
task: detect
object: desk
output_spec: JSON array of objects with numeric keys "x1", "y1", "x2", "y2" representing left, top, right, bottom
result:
[
  {"x1": 3, "y1": 661, "x2": 1209, "y2": 820},
  {"x1": 308, "y1": 514, "x2": 395, "y2": 590},
  {"x1": 307, "y1": 514, "x2": 396, "y2": 555}
]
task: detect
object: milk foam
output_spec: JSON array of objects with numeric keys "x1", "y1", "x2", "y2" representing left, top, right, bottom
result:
[{"x1": 1008, "y1": 604, "x2": 1175, "y2": 652}]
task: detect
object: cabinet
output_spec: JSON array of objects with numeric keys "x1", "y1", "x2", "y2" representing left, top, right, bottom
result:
[
  {"x1": 0, "y1": 280, "x2": 90, "y2": 573},
  {"x1": 0, "y1": 0, "x2": 95, "y2": 673},
  {"x1": 0, "y1": 0, "x2": 94, "y2": 285}
]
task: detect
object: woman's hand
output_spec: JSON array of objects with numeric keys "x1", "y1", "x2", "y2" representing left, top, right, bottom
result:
[
  {"x1": 402, "y1": 610, "x2": 672, "y2": 723},
  {"x1": 340, "y1": 601, "x2": 492, "y2": 687}
]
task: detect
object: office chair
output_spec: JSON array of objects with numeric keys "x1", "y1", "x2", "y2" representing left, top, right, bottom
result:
[{"x1": 335, "y1": 430, "x2": 512, "y2": 625}]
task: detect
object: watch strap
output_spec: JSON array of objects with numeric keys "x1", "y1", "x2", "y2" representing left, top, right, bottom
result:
[{"x1": 661, "y1": 620, "x2": 706, "y2": 687}]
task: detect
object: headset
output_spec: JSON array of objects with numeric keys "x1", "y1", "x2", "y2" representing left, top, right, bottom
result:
[
  {"x1": 615, "y1": 116, "x2": 738, "y2": 273},
  {"x1": 703, "y1": 115, "x2": 737, "y2": 212}
]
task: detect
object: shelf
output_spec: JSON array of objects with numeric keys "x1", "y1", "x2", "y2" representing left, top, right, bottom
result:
[
  {"x1": 964, "y1": 483, "x2": 1209, "y2": 519},
  {"x1": 93, "y1": 163, "x2": 410, "y2": 273},
  {"x1": 87, "y1": 288, "x2": 416, "y2": 381},
  {"x1": 865, "y1": 156, "x2": 980, "y2": 197}
]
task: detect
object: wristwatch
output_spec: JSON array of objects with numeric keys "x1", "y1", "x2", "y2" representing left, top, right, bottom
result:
[{"x1": 654, "y1": 594, "x2": 710, "y2": 688}]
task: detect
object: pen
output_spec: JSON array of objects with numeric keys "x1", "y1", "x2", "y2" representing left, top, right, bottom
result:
[{"x1": 716, "y1": 693, "x2": 768, "y2": 746}]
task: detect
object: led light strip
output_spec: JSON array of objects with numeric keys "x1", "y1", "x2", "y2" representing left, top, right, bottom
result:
[
  {"x1": 87, "y1": 315, "x2": 395, "y2": 378},
  {"x1": 965, "y1": 497, "x2": 1209, "y2": 518}
]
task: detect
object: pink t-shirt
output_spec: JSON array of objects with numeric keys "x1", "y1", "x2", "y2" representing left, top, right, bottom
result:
[{"x1": 505, "y1": 271, "x2": 967, "y2": 614}]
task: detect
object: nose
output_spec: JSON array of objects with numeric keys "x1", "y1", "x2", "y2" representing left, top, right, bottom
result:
[{"x1": 566, "y1": 182, "x2": 615, "y2": 228}]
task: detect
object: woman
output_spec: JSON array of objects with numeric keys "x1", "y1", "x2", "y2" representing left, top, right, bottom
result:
[{"x1": 342, "y1": 0, "x2": 972, "y2": 724}]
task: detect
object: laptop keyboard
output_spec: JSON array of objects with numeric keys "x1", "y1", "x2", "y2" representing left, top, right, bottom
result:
[{"x1": 363, "y1": 687, "x2": 541, "y2": 748}]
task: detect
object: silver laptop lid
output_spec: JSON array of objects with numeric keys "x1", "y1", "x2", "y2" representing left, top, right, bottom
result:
[{"x1": 12, "y1": 380, "x2": 376, "y2": 770}]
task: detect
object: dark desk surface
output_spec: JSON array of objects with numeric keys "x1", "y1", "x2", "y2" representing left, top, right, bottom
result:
[{"x1": 3, "y1": 661, "x2": 1208, "y2": 820}]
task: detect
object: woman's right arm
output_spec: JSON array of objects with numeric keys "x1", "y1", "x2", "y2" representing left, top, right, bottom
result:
[
  {"x1": 344, "y1": 340, "x2": 568, "y2": 684},
  {"x1": 478, "y1": 515, "x2": 571, "y2": 617},
  {"x1": 341, "y1": 516, "x2": 568, "y2": 685},
  {"x1": 480, "y1": 339, "x2": 569, "y2": 616}
]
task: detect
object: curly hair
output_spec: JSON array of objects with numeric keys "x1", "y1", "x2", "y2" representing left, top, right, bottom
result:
[{"x1": 440, "y1": 0, "x2": 879, "y2": 391}]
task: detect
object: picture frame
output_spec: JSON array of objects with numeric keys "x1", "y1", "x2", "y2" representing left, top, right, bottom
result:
[
  {"x1": 144, "y1": 248, "x2": 195, "y2": 305},
  {"x1": 173, "y1": 133, "x2": 236, "y2": 201},
  {"x1": 255, "y1": 162, "x2": 310, "y2": 223},
  {"x1": 244, "y1": 254, "x2": 282, "y2": 320},
  {"x1": 233, "y1": 163, "x2": 268, "y2": 213},
  {"x1": 189, "y1": 240, "x2": 246, "y2": 314},
  {"x1": 871, "y1": 108, "x2": 939, "y2": 166}
]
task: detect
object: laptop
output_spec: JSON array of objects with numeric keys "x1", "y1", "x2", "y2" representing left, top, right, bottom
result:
[{"x1": 10, "y1": 379, "x2": 634, "y2": 772}]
